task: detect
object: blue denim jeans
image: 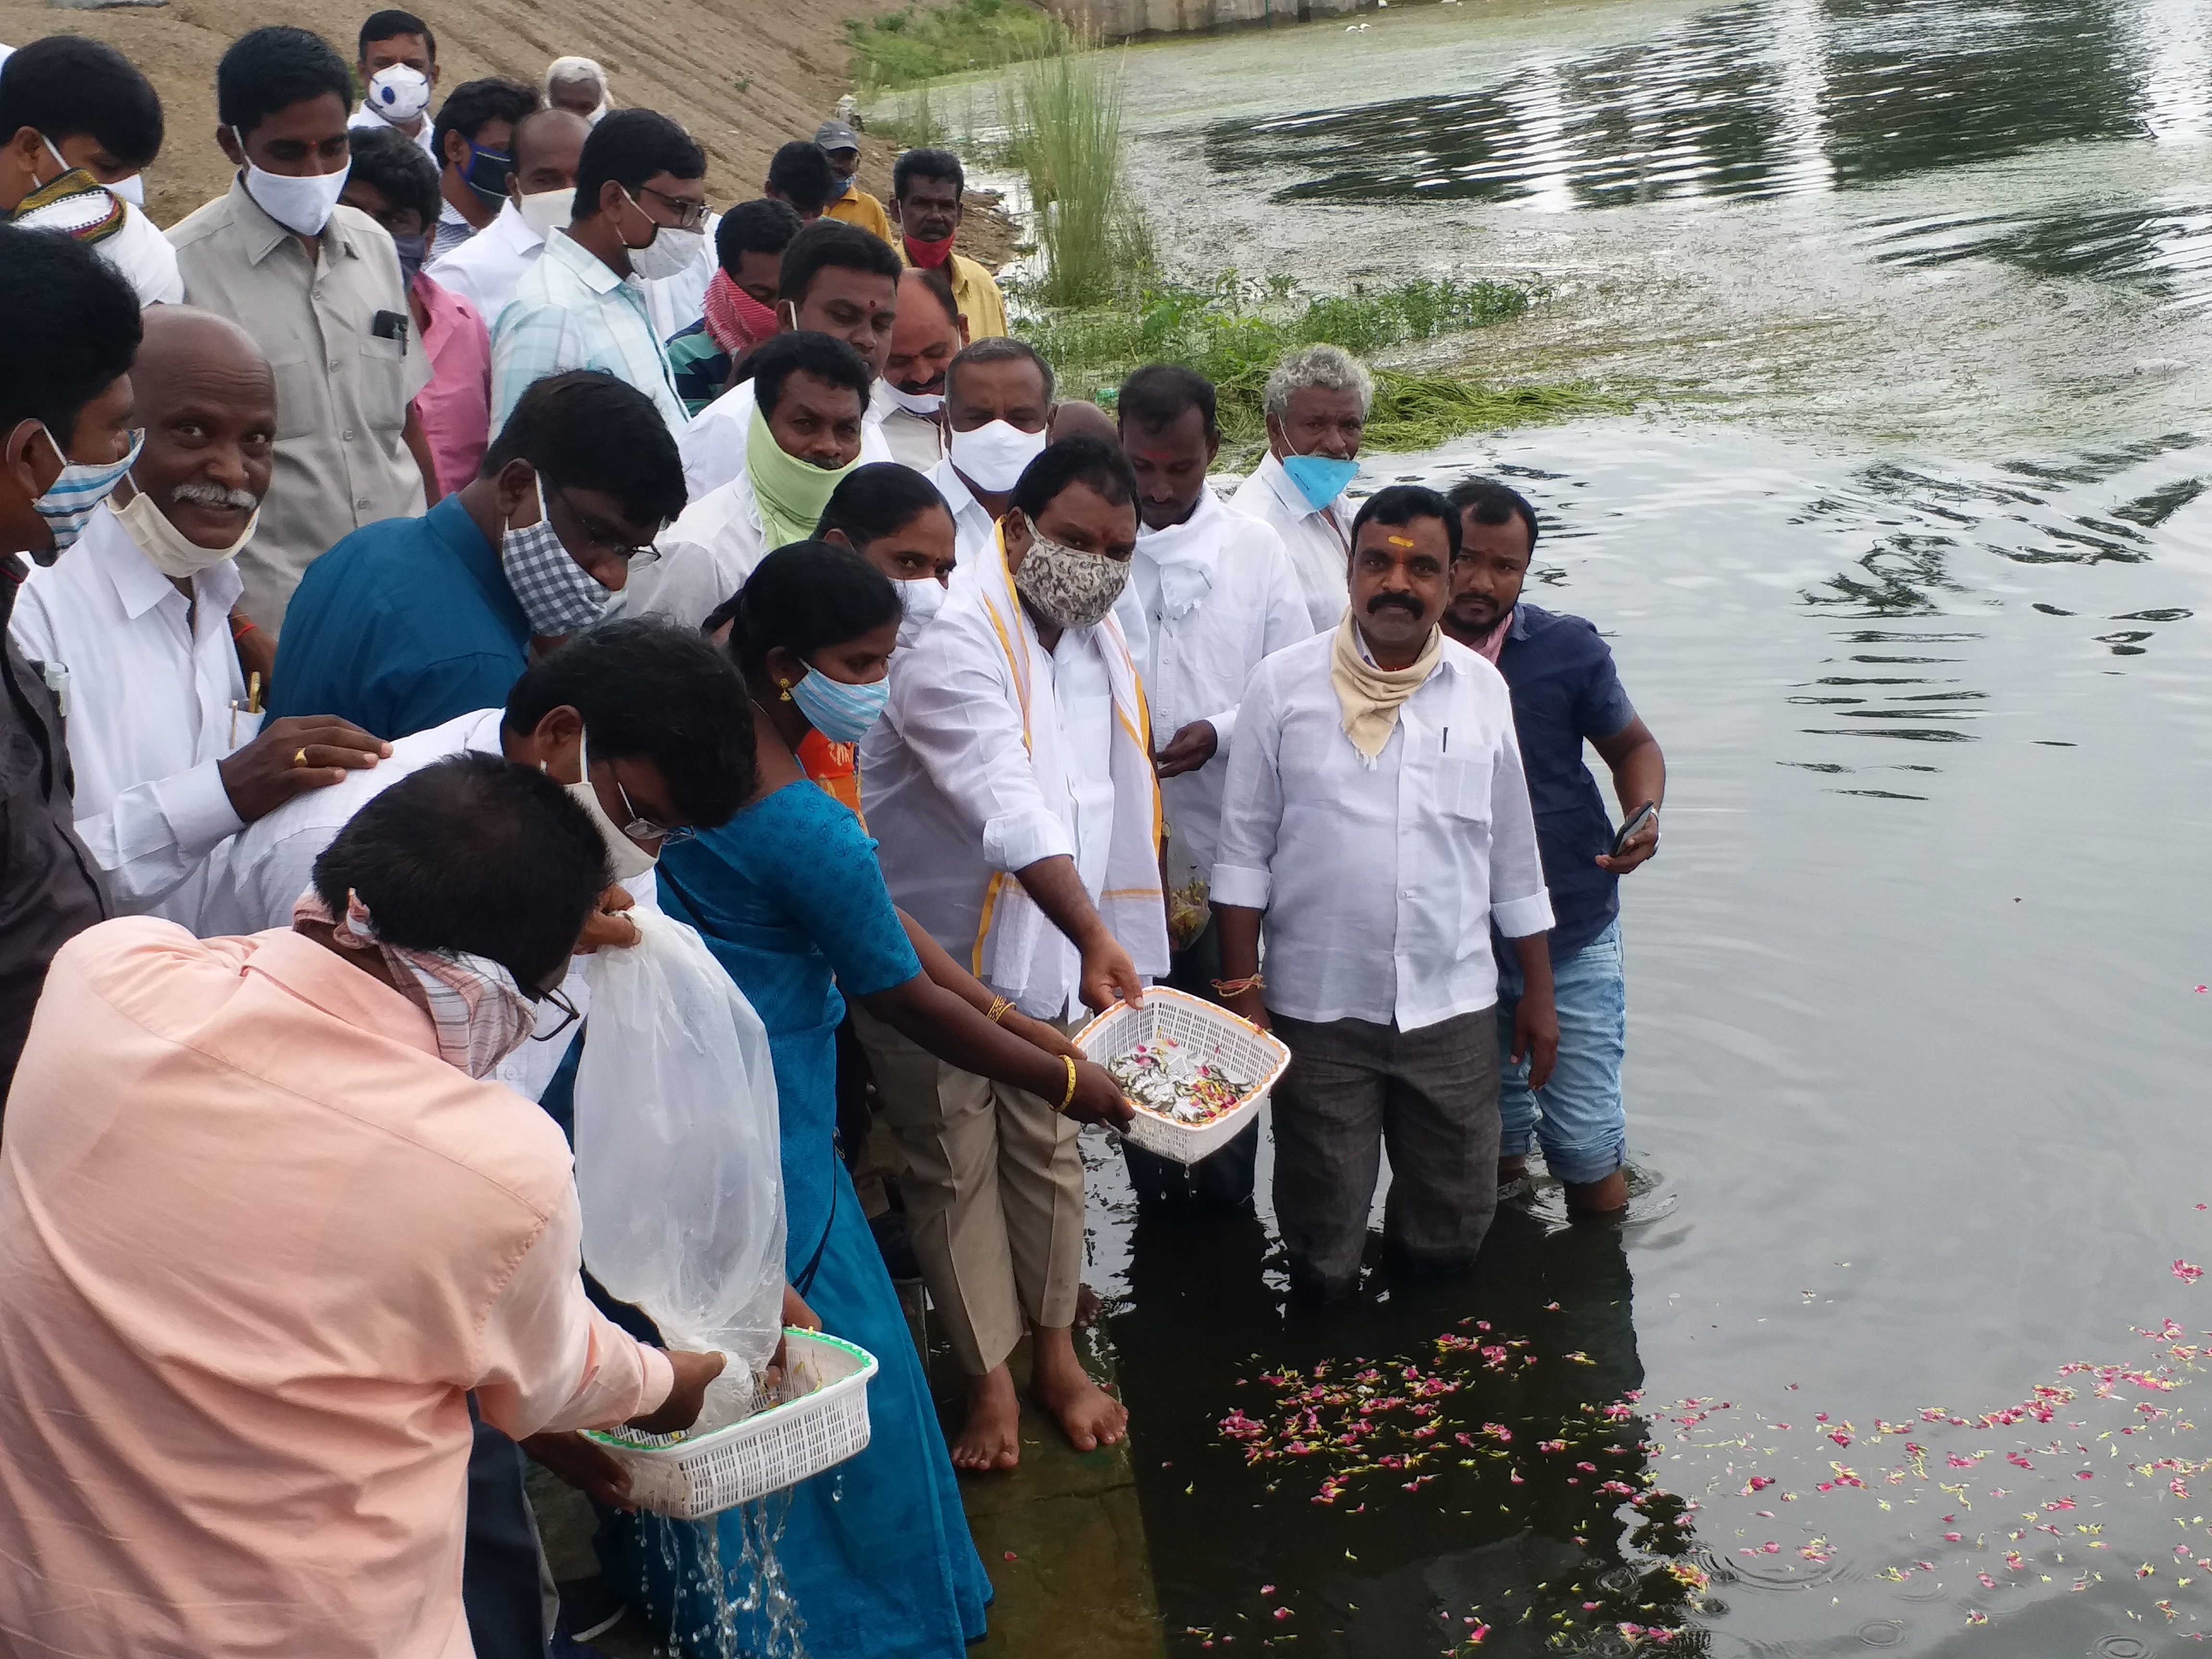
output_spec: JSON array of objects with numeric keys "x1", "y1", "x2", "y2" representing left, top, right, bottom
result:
[{"x1": 1494, "y1": 919, "x2": 1627, "y2": 1186}]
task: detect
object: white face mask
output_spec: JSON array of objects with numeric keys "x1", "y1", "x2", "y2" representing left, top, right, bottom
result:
[
  {"x1": 882, "y1": 381, "x2": 945, "y2": 417},
  {"x1": 948, "y1": 419, "x2": 1048, "y2": 495},
  {"x1": 896, "y1": 572, "x2": 948, "y2": 647},
  {"x1": 113, "y1": 485, "x2": 260, "y2": 579},
  {"x1": 621, "y1": 192, "x2": 704, "y2": 281},
  {"x1": 565, "y1": 732, "x2": 659, "y2": 882},
  {"x1": 232, "y1": 130, "x2": 351, "y2": 237},
  {"x1": 108, "y1": 172, "x2": 145, "y2": 208},
  {"x1": 365, "y1": 64, "x2": 432, "y2": 124},
  {"x1": 515, "y1": 187, "x2": 574, "y2": 242}
]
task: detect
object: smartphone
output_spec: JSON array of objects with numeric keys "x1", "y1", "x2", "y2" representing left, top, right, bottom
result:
[{"x1": 1612, "y1": 802, "x2": 1657, "y2": 857}]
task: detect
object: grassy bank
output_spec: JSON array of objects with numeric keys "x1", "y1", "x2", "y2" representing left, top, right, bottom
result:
[{"x1": 846, "y1": 0, "x2": 1066, "y2": 90}]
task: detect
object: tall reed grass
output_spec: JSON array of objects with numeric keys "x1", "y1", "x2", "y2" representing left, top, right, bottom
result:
[{"x1": 1005, "y1": 46, "x2": 1151, "y2": 307}]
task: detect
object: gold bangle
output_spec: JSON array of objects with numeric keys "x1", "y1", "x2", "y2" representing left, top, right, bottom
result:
[
  {"x1": 986, "y1": 996, "x2": 1014, "y2": 1024},
  {"x1": 1057, "y1": 1055, "x2": 1078, "y2": 1114}
]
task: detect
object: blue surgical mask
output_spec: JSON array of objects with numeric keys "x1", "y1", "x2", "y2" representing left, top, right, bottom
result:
[
  {"x1": 1281, "y1": 453, "x2": 1359, "y2": 514},
  {"x1": 28, "y1": 424, "x2": 143, "y2": 564},
  {"x1": 788, "y1": 665, "x2": 890, "y2": 744}
]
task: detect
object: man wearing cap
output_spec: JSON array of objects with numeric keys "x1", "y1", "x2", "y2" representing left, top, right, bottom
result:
[{"x1": 817, "y1": 119, "x2": 891, "y2": 243}]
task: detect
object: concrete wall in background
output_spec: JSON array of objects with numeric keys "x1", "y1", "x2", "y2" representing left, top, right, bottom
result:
[{"x1": 1045, "y1": 0, "x2": 1367, "y2": 39}]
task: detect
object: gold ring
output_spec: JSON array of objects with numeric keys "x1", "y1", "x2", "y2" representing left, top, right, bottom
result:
[{"x1": 292, "y1": 747, "x2": 308, "y2": 769}]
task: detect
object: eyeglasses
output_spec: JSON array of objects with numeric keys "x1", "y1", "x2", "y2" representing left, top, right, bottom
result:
[
  {"x1": 529, "y1": 985, "x2": 581, "y2": 1044},
  {"x1": 547, "y1": 485, "x2": 661, "y2": 567},
  {"x1": 613, "y1": 771, "x2": 695, "y2": 845},
  {"x1": 632, "y1": 183, "x2": 709, "y2": 232}
]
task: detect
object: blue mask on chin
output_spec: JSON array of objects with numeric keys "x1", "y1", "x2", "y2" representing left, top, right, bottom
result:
[
  {"x1": 789, "y1": 665, "x2": 890, "y2": 744},
  {"x1": 1281, "y1": 454, "x2": 1359, "y2": 513}
]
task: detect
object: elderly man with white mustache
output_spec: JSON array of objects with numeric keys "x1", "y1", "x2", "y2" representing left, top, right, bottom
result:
[{"x1": 10, "y1": 306, "x2": 389, "y2": 932}]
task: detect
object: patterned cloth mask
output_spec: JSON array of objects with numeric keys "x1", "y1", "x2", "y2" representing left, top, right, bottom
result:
[
  {"x1": 502, "y1": 477, "x2": 612, "y2": 637},
  {"x1": 1010, "y1": 513, "x2": 1131, "y2": 630}
]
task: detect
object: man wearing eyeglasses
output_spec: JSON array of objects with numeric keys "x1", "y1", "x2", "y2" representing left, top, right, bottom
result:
[
  {"x1": 489, "y1": 109, "x2": 706, "y2": 443},
  {"x1": 264, "y1": 371, "x2": 684, "y2": 742}
]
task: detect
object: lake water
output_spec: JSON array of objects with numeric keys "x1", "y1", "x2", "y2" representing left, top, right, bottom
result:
[{"x1": 1069, "y1": 0, "x2": 2212, "y2": 1651}]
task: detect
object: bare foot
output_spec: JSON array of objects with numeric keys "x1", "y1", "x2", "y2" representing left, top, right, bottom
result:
[
  {"x1": 1565, "y1": 1168, "x2": 1630, "y2": 1219},
  {"x1": 1029, "y1": 1325, "x2": 1128, "y2": 1453},
  {"x1": 948, "y1": 1365, "x2": 1022, "y2": 1473},
  {"x1": 1496, "y1": 1154, "x2": 1530, "y2": 1190},
  {"x1": 1073, "y1": 1283, "x2": 1103, "y2": 1330}
]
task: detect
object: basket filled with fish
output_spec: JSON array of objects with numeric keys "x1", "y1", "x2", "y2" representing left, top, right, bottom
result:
[{"x1": 1074, "y1": 986, "x2": 1290, "y2": 1165}]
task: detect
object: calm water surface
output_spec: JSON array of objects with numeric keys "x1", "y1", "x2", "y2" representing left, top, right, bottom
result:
[{"x1": 1064, "y1": 0, "x2": 2212, "y2": 1650}]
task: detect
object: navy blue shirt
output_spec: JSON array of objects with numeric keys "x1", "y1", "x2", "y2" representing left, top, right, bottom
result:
[
  {"x1": 1493, "y1": 603, "x2": 1637, "y2": 962},
  {"x1": 265, "y1": 494, "x2": 530, "y2": 741}
]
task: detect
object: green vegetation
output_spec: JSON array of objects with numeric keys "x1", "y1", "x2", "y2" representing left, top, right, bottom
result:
[
  {"x1": 1004, "y1": 48, "x2": 1150, "y2": 307},
  {"x1": 1015, "y1": 270, "x2": 1624, "y2": 464},
  {"x1": 844, "y1": 0, "x2": 1066, "y2": 91}
]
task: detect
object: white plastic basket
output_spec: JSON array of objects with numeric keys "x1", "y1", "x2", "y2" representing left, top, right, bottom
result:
[
  {"x1": 585, "y1": 1329, "x2": 878, "y2": 1519},
  {"x1": 1075, "y1": 986, "x2": 1290, "y2": 1166}
]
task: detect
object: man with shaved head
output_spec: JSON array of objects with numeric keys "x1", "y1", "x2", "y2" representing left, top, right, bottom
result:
[
  {"x1": 424, "y1": 106, "x2": 591, "y2": 325},
  {"x1": 875, "y1": 265, "x2": 965, "y2": 469},
  {"x1": 11, "y1": 305, "x2": 389, "y2": 932}
]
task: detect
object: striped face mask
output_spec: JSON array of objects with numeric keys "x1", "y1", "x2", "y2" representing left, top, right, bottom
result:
[{"x1": 27, "y1": 424, "x2": 142, "y2": 565}]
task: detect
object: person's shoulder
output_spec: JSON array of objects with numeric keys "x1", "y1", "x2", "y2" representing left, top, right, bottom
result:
[
  {"x1": 164, "y1": 189, "x2": 242, "y2": 250},
  {"x1": 1437, "y1": 632, "x2": 1509, "y2": 694},
  {"x1": 50, "y1": 913, "x2": 244, "y2": 989},
  {"x1": 416, "y1": 274, "x2": 482, "y2": 328},
  {"x1": 1514, "y1": 603, "x2": 1615, "y2": 664},
  {"x1": 1258, "y1": 627, "x2": 1334, "y2": 683},
  {"x1": 953, "y1": 251, "x2": 1004, "y2": 289}
]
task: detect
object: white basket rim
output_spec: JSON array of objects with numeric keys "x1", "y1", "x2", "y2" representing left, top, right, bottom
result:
[
  {"x1": 1073, "y1": 986, "x2": 1291, "y2": 1126},
  {"x1": 584, "y1": 1328, "x2": 878, "y2": 1458}
]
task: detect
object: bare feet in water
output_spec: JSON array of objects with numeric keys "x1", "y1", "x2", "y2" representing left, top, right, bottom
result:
[
  {"x1": 1073, "y1": 1283, "x2": 1103, "y2": 1329},
  {"x1": 1030, "y1": 1324, "x2": 1127, "y2": 1454},
  {"x1": 948, "y1": 1365, "x2": 1023, "y2": 1472}
]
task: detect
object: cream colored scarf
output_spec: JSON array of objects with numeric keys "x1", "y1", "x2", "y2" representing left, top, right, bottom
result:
[{"x1": 1330, "y1": 609, "x2": 1442, "y2": 766}]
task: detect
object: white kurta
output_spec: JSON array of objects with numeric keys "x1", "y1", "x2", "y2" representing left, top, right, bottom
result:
[
  {"x1": 1224, "y1": 450, "x2": 1358, "y2": 635},
  {"x1": 925, "y1": 456, "x2": 1002, "y2": 570},
  {"x1": 620, "y1": 472, "x2": 768, "y2": 630},
  {"x1": 10, "y1": 504, "x2": 249, "y2": 930}
]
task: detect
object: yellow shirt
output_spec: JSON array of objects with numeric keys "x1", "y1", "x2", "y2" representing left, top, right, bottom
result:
[
  {"x1": 899, "y1": 243, "x2": 1010, "y2": 340},
  {"x1": 826, "y1": 188, "x2": 892, "y2": 244}
]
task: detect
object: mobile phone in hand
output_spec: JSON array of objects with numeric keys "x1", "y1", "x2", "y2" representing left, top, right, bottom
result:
[{"x1": 1612, "y1": 802, "x2": 1657, "y2": 857}]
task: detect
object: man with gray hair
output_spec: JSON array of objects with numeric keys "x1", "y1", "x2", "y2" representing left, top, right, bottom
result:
[{"x1": 1226, "y1": 342, "x2": 1374, "y2": 632}]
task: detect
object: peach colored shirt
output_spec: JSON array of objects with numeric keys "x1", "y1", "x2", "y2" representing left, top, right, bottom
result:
[{"x1": 0, "y1": 919, "x2": 673, "y2": 1659}]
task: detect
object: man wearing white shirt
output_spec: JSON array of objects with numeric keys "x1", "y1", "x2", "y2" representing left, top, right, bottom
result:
[
  {"x1": 855, "y1": 436, "x2": 1162, "y2": 1473},
  {"x1": 347, "y1": 11, "x2": 438, "y2": 158},
  {"x1": 11, "y1": 308, "x2": 388, "y2": 933},
  {"x1": 421, "y1": 108, "x2": 588, "y2": 323},
  {"x1": 927, "y1": 336, "x2": 1053, "y2": 568},
  {"x1": 876, "y1": 267, "x2": 966, "y2": 470},
  {"x1": 1226, "y1": 343, "x2": 1373, "y2": 633},
  {"x1": 625, "y1": 332, "x2": 870, "y2": 628},
  {"x1": 1212, "y1": 484, "x2": 1558, "y2": 1304},
  {"x1": 681, "y1": 220, "x2": 898, "y2": 498},
  {"x1": 1115, "y1": 364, "x2": 1310, "y2": 1209}
]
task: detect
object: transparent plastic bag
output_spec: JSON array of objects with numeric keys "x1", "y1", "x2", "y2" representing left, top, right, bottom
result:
[{"x1": 573, "y1": 909, "x2": 787, "y2": 1395}]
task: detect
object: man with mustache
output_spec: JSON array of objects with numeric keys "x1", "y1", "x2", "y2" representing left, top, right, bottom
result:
[
  {"x1": 1210, "y1": 484, "x2": 1558, "y2": 1303},
  {"x1": 875, "y1": 266, "x2": 965, "y2": 470},
  {"x1": 11, "y1": 305, "x2": 388, "y2": 934}
]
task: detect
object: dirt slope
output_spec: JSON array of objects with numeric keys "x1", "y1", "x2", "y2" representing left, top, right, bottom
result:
[{"x1": 0, "y1": 0, "x2": 913, "y2": 229}]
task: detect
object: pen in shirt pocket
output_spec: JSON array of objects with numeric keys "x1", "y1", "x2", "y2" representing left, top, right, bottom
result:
[{"x1": 228, "y1": 671, "x2": 263, "y2": 746}]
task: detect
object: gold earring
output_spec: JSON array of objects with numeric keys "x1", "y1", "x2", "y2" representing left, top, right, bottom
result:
[{"x1": 778, "y1": 681, "x2": 793, "y2": 701}]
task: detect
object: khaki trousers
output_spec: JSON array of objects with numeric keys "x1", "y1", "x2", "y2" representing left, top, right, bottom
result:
[{"x1": 849, "y1": 1003, "x2": 1086, "y2": 1376}]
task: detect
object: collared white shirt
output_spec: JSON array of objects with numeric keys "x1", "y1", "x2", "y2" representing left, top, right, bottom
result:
[
  {"x1": 1226, "y1": 451, "x2": 1357, "y2": 634},
  {"x1": 1129, "y1": 487, "x2": 1312, "y2": 894},
  {"x1": 620, "y1": 470, "x2": 765, "y2": 630},
  {"x1": 194, "y1": 705, "x2": 650, "y2": 1103},
  {"x1": 491, "y1": 230, "x2": 687, "y2": 440},
  {"x1": 423, "y1": 198, "x2": 543, "y2": 326},
  {"x1": 680, "y1": 375, "x2": 892, "y2": 501},
  {"x1": 1211, "y1": 630, "x2": 1553, "y2": 1031},
  {"x1": 873, "y1": 380, "x2": 946, "y2": 470},
  {"x1": 9, "y1": 504, "x2": 248, "y2": 930},
  {"x1": 926, "y1": 455, "x2": 1001, "y2": 568},
  {"x1": 349, "y1": 103, "x2": 437, "y2": 157},
  {"x1": 861, "y1": 570, "x2": 1129, "y2": 1018}
]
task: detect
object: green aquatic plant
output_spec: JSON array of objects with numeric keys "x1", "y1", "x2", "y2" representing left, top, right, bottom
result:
[
  {"x1": 1004, "y1": 44, "x2": 1150, "y2": 307},
  {"x1": 844, "y1": 0, "x2": 1067, "y2": 91}
]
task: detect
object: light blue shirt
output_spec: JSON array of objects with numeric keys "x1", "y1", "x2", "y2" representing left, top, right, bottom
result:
[{"x1": 488, "y1": 230, "x2": 688, "y2": 439}]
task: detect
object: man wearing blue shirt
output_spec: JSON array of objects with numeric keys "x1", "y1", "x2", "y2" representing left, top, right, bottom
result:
[
  {"x1": 1443, "y1": 478, "x2": 1666, "y2": 1220},
  {"x1": 266, "y1": 370, "x2": 685, "y2": 739}
]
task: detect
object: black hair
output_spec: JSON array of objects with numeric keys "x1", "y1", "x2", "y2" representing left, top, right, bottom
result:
[
  {"x1": 716, "y1": 197, "x2": 803, "y2": 278},
  {"x1": 0, "y1": 37, "x2": 164, "y2": 171},
  {"x1": 216, "y1": 27, "x2": 352, "y2": 140},
  {"x1": 1351, "y1": 483, "x2": 1461, "y2": 561},
  {"x1": 571, "y1": 107, "x2": 704, "y2": 218},
  {"x1": 766, "y1": 139, "x2": 835, "y2": 215},
  {"x1": 815, "y1": 463, "x2": 952, "y2": 546},
  {"x1": 945, "y1": 336, "x2": 1054, "y2": 405},
  {"x1": 723, "y1": 541, "x2": 901, "y2": 682},
  {"x1": 312, "y1": 754, "x2": 610, "y2": 989},
  {"x1": 428, "y1": 77, "x2": 538, "y2": 170},
  {"x1": 1443, "y1": 476, "x2": 1539, "y2": 554},
  {"x1": 357, "y1": 9, "x2": 435, "y2": 61},
  {"x1": 1117, "y1": 363, "x2": 1216, "y2": 439},
  {"x1": 892, "y1": 146, "x2": 964, "y2": 201},
  {"x1": 1010, "y1": 434, "x2": 1139, "y2": 523},
  {"x1": 503, "y1": 619, "x2": 757, "y2": 830},
  {"x1": 481, "y1": 371, "x2": 686, "y2": 528},
  {"x1": 746, "y1": 331, "x2": 871, "y2": 418},
  {"x1": 344, "y1": 123, "x2": 440, "y2": 228},
  {"x1": 0, "y1": 225, "x2": 141, "y2": 441},
  {"x1": 909, "y1": 265, "x2": 959, "y2": 326},
  {"x1": 777, "y1": 217, "x2": 900, "y2": 310}
]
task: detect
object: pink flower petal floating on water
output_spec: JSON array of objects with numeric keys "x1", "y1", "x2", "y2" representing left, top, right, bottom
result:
[{"x1": 2175, "y1": 1260, "x2": 2204, "y2": 1285}]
